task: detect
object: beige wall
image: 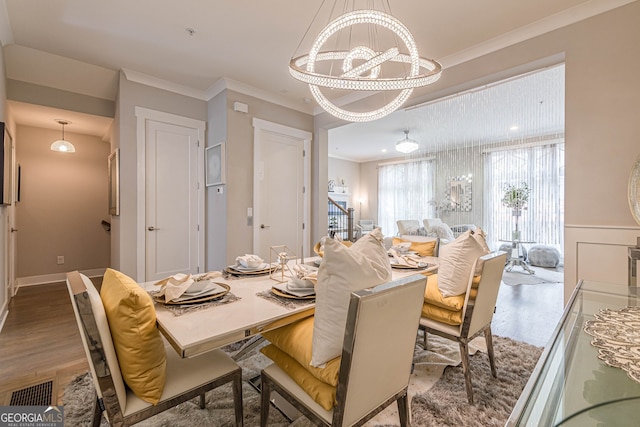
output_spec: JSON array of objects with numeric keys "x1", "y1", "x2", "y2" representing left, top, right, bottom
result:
[
  {"x1": 205, "y1": 91, "x2": 227, "y2": 271},
  {"x1": 15, "y1": 125, "x2": 110, "y2": 277},
  {"x1": 115, "y1": 73, "x2": 208, "y2": 279},
  {"x1": 218, "y1": 90, "x2": 314, "y2": 268},
  {"x1": 328, "y1": 157, "x2": 361, "y2": 206}
]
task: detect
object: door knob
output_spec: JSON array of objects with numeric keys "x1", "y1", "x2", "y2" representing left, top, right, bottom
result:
[
  {"x1": 260, "y1": 224, "x2": 270, "y2": 229},
  {"x1": 10, "y1": 228, "x2": 17, "y2": 232},
  {"x1": 148, "y1": 226, "x2": 159, "y2": 231}
]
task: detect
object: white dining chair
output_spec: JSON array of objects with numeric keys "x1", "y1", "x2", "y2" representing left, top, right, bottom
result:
[
  {"x1": 66, "y1": 271, "x2": 243, "y2": 426},
  {"x1": 260, "y1": 274, "x2": 427, "y2": 426}
]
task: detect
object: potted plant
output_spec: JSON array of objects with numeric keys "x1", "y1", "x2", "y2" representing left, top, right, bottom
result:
[{"x1": 501, "y1": 182, "x2": 530, "y2": 240}]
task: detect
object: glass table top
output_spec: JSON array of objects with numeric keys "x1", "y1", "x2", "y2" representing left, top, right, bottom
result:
[{"x1": 508, "y1": 280, "x2": 640, "y2": 426}]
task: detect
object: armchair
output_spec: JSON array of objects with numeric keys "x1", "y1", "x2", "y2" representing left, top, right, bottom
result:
[
  {"x1": 355, "y1": 219, "x2": 375, "y2": 239},
  {"x1": 419, "y1": 251, "x2": 507, "y2": 403},
  {"x1": 396, "y1": 219, "x2": 423, "y2": 236}
]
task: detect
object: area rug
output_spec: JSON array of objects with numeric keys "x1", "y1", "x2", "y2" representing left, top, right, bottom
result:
[
  {"x1": 502, "y1": 264, "x2": 563, "y2": 286},
  {"x1": 63, "y1": 334, "x2": 540, "y2": 426}
]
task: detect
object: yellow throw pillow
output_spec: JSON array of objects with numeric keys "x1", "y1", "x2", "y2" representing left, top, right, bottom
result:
[
  {"x1": 421, "y1": 303, "x2": 463, "y2": 326},
  {"x1": 100, "y1": 268, "x2": 166, "y2": 405},
  {"x1": 261, "y1": 344, "x2": 337, "y2": 411},
  {"x1": 262, "y1": 317, "x2": 341, "y2": 386},
  {"x1": 423, "y1": 274, "x2": 466, "y2": 311},
  {"x1": 392, "y1": 237, "x2": 437, "y2": 257}
]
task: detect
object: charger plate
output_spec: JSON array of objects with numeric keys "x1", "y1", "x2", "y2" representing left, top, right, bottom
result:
[
  {"x1": 225, "y1": 263, "x2": 278, "y2": 276},
  {"x1": 155, "y1": 282, "x2": 230, "y2": 305},
  {"x1": 271, "y1": 287, "x2": 316, "y2": 300},
  {"x1": 390, "y1": 263, "x2": 428, "y2": 270}
]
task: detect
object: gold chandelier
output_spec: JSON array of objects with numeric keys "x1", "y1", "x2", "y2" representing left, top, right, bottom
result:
[{"x1": 290, "y1": 1, "x2": 442, "y2": 122}]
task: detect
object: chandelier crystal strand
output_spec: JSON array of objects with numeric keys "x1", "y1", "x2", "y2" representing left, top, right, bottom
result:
[{"x1": 289, "y1": 6, "x2": 442, "y2": 122}]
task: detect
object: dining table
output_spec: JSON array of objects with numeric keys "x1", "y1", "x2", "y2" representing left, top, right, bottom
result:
[{"x1": 141, "y1": 256, "x2": 438, "y2": 359}]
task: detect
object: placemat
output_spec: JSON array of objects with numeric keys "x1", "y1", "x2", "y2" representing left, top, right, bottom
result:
[
  {"x1": 255, "y1": 289, "x2": 315, "y2": 309},
  {"x1": 584, "y1": 306, "x2": 640, "y2": 383},
  {"x1": 152, "y1": 292, "x2": 241, "y2": 316}
]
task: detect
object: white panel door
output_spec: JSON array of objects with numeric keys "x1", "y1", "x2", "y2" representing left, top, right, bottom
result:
[
  {"x1": 253, "y1": 119, "x2": 311, "y2": 261},
  {"x1": 145, "y1": 120, "x2": 200, "y2": 280}
]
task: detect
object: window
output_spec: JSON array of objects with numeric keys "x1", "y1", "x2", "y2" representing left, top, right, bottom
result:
[
  {"x1": 483, "y1": 142, "x2": 565, "y2": 253},
  {"x1": 377, "y1": 159, "x2": 435, "y2": 236}
]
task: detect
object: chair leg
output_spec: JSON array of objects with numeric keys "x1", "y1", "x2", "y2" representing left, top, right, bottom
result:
[
  {"x1": 92, "y1": 396, "x2": 102, "y2": 427},
  {"x1": 484, "y1": 327, "x2": 497, "y2": 378},
  {"x1": 260, "y1": 373, "x2": 270, "y2": 427},
  {"x1": 199, "y1": 393, "x2": 206, "y2": 409},
  {"x1": 396, "y1": 392, "x2": 411, "y2": 427},
  {"x1": 458, "y1": 340, "x2": 474, "y2": 404},
  {"x1": 233, "y1": 371, "x2": 244, "y2": 427},
  {"x1": 422, "y1": 327, "x2": 428, "y2": 350}
]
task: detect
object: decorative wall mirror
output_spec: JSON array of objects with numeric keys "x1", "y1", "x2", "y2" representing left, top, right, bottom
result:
[{"x1": 447, "y1": 175, "x2": 473, "y2": 212}]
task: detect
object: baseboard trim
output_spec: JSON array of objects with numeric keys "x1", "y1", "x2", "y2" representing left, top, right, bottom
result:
[{"x1": 15, "y1": 268, "x2": 106, "y2": 289}]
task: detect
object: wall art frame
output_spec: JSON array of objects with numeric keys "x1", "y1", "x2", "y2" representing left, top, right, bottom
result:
[{"x1": 206, "y1": 142, "x2": 225, "y2": 186}]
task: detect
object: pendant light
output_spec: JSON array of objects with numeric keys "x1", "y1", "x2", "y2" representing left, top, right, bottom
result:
[
  {"x1": 50, "y1": 120, "x2": 76, "y2": 153},
  {"x1": 396, "y1": 130, "x2": 418, "y2": 154}
]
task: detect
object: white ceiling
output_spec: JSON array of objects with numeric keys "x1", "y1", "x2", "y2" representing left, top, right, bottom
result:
[
  {"x1": 0, "y1": 0, "x2": 632, "y2": 155},
  {"x1": 329, "y1": 64, "x2": 566, "y2": 162}
]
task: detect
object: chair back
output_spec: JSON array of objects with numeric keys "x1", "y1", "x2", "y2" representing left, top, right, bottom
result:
[
  {"x1": 66, "y1": 271, "x2": 127, "y2": 420},
  {"x1": 396, "y1": 220, "x2": 421, "y2": 235},
  {"x1": 462, "y1": 251, "x2": 507, "y2": 338},
  {"x1": 357, "y1": 219, "x2": 375, "y2": 232},
  {"x1": 334, "y1": 275, "x2": 427, "y2": 426}
]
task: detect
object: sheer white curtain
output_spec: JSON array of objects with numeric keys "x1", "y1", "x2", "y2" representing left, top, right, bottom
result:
[
  {"x1": 377, "y1": 159, "x2": 436, "y2": 237},
  {"x1": 483, "y1": 142, "x2": 564, "y2": 253}
]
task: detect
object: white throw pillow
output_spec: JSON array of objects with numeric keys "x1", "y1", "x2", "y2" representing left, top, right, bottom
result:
[
  {"x1": 311, "y1": 228, "x2": 392, "y2": 367},
  {"x1": 437, "y1": 230, "x2": 485, "y2": 297},
  {"x1": 433, "y1": 223, "x2": 455, "y2": 241},
  {"x1": 471, "y1": 228, "x2": 491, "y2": 275}
]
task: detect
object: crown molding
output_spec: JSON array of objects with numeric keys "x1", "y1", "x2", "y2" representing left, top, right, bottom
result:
[
  {"x1": 439, "y1": 0, "x2": 636, "y2": 69},
  {"x1": 121, "y1": 68, "x2": 210, "y2": 101},
  {"x1": 207, "y1": 77, "x2": 314, "y2": 114}
]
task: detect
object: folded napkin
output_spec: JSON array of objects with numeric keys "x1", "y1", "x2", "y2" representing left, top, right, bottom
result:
[
  {"x1": 389, "y1": 248, "x2": 409, "y2": 266},
  {"x1": 235, "y1": 254, "x2": 263, "y2": 268},
  {"x1": 154, "y1": 271, "x2": 222, "y2": 302},
  {"x1": 292, "y1": 264, "x2": 318, "y2": 285},
  {"x1": 391, "y1": 242, "x2": 412, "y2": 253}
]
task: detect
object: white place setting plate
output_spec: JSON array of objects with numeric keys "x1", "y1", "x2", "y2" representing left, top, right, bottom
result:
[
  {"x1": 155, "y1": 282, "x2": 230, "y2": 305},
  {"x1": 271, "y1": 281, "x2": 316, "y2": 299}
]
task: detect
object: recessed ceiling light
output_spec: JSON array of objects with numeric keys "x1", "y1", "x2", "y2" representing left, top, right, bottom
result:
[
  {"x1": 382, "y1": 149, "x2": 387, "y2": 153},
  {"x1": 510, "y1": 125, "x2": 519, "y2": 131}
]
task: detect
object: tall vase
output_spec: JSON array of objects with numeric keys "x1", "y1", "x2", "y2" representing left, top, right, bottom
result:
[{"x1": 512, "y1": 208, "x2": 521, "y2": 241}]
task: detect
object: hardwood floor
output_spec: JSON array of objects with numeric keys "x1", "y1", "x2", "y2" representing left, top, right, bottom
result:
[
  {"x1": 0, "y1": 270, "x2": 563, "y2": 407},
  {"x1": 0, "y1": 278, "x2": 101, "y2": 405}
]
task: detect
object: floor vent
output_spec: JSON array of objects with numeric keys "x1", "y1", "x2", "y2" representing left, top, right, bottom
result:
[{"x1": 9, "y1": 380, "x2": 53, "y2": 406}]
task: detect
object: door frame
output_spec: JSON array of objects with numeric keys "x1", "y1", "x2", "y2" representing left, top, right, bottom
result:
[
  {"x1": 135, "y1": 107, "x2": 205, "y2": 281},
  {"x1": 252, "y1": 118, "x2": 311, "y2": 259}
]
